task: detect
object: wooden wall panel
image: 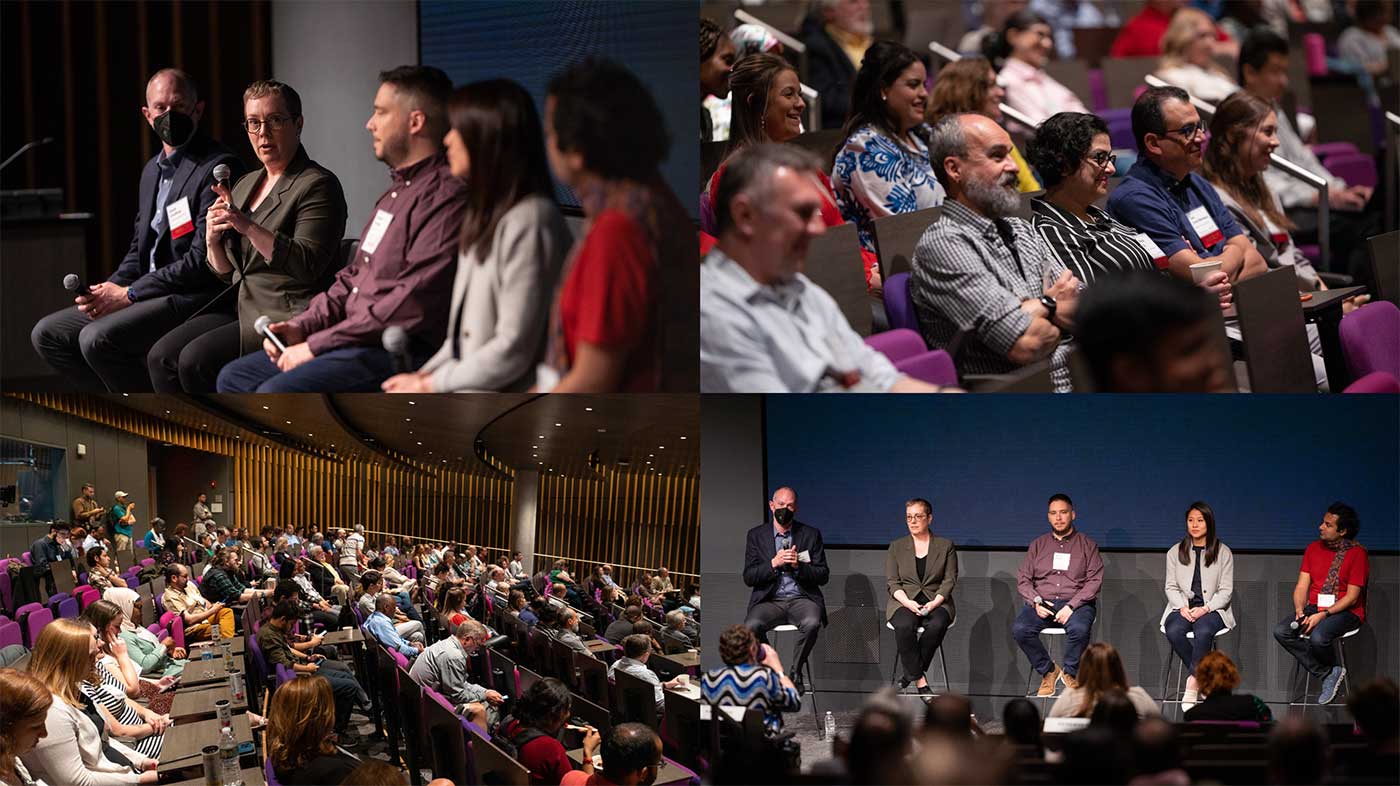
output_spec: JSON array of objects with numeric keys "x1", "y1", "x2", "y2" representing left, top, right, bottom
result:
[{"x1": 535, "y1": 471, "x2": 699, "y2": 580}]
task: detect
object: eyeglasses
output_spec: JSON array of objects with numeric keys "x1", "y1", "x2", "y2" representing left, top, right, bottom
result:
[
  {"x1": 1163, "y1": 122, "x2": 1205, "y2": 141},
  {"x1": 905, "y1": 514, "x2": 929, "y2": 521},
  {"x1": 1087, "y1": 151, "x2": 1117, "y2": 170},
  {"x1": 241, "y1": 115, "x2": 294, "y2": 134}
]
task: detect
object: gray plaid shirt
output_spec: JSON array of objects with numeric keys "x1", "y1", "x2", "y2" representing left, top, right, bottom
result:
[{"x1": 910, "y1": 200, "x2": 1071, "y2": 391}]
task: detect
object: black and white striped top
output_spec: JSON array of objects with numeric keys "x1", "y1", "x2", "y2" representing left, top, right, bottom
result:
[
  {"x1": 1031, "y1": 198, "x2": 1160, "y2": 286},
  {"x1": 82, "y1": 657, "x2": 165, "y2": 759}
]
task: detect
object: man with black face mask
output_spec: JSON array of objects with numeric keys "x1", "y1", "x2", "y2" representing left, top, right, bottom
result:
[
  {"x1": 742, "y1": 486, "x2": 829, "y2": 694},
  {"x1": 31, "y1": 67, "x2": 242, "y2": 391}
]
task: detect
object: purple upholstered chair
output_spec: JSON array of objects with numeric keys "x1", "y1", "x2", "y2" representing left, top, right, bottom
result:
[
  {"x1": 865, "y1": 328, "x2": 927, "y2": 364},
  {"x1": 895, "y1": 349, "x2": 959, "y2": 387},
  {"x1": 1323, "y1": 152, "x2": 1378, "y2": 190},
  {"x1": 1088, "y1": 69, "x2": 1108, "y2": 112},
  {"x1": 55, "y1": 596, "x2": 79, "y2": 620},
  {"x1": 0, "y1": 618, "x2": 22, "y2": 651},
  {"x1": 1102, "y1": 108, "x2": 1135, "y2": 151},
  {"x1": 882, "y1": 273, "x2": 919, "y2": 332},
  {"x1": 1339, "y1": 301, "x2": 1400, "y2": 379},
  {"x1": 21, "y1": 606, "x2": 52, "y2": 648},
  {"x1": 1343, "y1": 371, "x2": 1400, "y2": 393}
]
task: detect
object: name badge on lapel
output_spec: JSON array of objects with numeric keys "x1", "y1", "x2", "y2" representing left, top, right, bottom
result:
[
  {"x1": 1133, "y1": 233, "x2": 1169, "y2": 269},
  {"x1": 361, "y1": 209, "x2": 394, "y2": 255},
  {"x1": 1187, "y1": 205, "x2": 1224, "y2": 247},
  {"x1": 166, "y1": 197, "x2": 194, "y2": 239}
]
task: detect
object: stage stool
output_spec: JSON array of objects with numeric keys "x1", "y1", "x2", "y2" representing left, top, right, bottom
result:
[
  {"x1": 1157, "y1": 607, "x2": 1233, "y2": 721},
  {"x1": 1023, "y1": 623, "x2": 1093, "y2": 705},
  {"x1": 886, "y1": 616, "x2": 955, "y2": 695},
  {"x1": 1289, "y1": 627, "x2": 1361, "y2": 709},
  {"x1": 770, "y1": 623, "x2": 818, "y2": 722}
]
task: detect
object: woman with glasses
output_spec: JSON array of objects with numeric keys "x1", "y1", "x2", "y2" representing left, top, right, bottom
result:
[
  {"x1": 147, "y1": 79, "x2": 348, "y2": 392},
  {"x1": 1025, "y1": 112, "x2": 1160, "y2": 285},
  {"x1": 884, "y1": 498, "x2": 956, "y2": 699},
  {"x1": 983, "y1": 11, "x2": 1087, "y2": 134}
]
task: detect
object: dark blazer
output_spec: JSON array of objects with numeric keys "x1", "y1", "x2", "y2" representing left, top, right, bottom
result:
[
  {"x1": 215, "y1": 145, "x2": 348, "y2": 353},
  {"x1": 743, "y1": 520, "x2": 830, "y2": 624},
  {"x1": 802, "y1": 25, "x2": 858, "y2": 131},
  {"x1": 884, "y1": 535, "x2": 957, "y2": 622},
  {"x1": 110, "y1": 132, "x2": 244, "y2": 311}
]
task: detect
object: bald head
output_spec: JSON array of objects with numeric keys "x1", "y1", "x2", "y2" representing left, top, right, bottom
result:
[{"x1": 144, "y1": 68, "x2": 200, "y2": 116}]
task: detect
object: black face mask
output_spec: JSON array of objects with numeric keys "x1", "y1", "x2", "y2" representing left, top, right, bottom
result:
[
  {"x1": 153, "y1": 109, "x2": 197, "y2": 148},
  {"x1": 773, "y1": 507, "x2": 794, "y2": 526}
]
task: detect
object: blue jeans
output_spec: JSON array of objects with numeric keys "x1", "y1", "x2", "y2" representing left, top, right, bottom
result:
[
  {"x1": 216, "y1": 344, "x2": 416, "y2": 392},
  {"x1": 1163, "y1": 609, "x2": 1227, "y2": 673},
  {"x1": 1012, "y1": 600, "x2": 1096, "y2": 676},
  {"x1": 1272, "y1": 605, "x2": 1362, "y2": 678}
]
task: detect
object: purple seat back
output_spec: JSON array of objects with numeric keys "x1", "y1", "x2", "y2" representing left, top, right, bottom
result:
[
  {"x1": 20, "y1": 553, "x2": 31, "y2": 566},
  {"x1": 1312, "y1": 141, "x2": 1361, "y2": 159},
  {"x1": 248, "y1": 630, "x2": 273, "y2": 683},
  {"x1": 275, "y1": 663, "x2": 296, "y2": 686},
  {"x1": 1339, "y1": 301, "x2": 1400, "y2": 379},
  {"x1": 1101, "y1": 108, "x2": 1135, "y2": 151},
  {"x1": 78, "y1": 588, "x2": 100, "y2": 610},
  {"x1": 140, "y1": 558, "x2": 155, "y2": 569},
  {"x1": 46, "y1": 592, "x2": 70, "y2": 618},
  {"x1": 391, "y1": 649, "x2": 410, "y2": 670},
  {"x1": 1088, "y1": 69, "x2": 1107, "y2": 112},
  {"x1": 264, "y1": 755, "x2": 283, "y2": 786},
  {"x1": 1302, "y1": 33, "x2": 1327, "y2": 76},
  {"x1": 0, "y1": 567, "x2": 12, "y2": 616},
  {"x1": 23, "y1": 607, "x2": 53, "y2": 648},
  {"x1": 894, "y1": 349, "x2": 959, "y2": 387},
  {"x1": 0, "y1": 618, "x2": 21, "y2": 650},
  {"x1": 56, "y1": 596, "x2": 79, "y2": 620},
  {"x1": 883, "y1": 272, "x2": 918, "y2": 332},
  {"x1": 1343, "y1": 371, "x2": 1400, "y2": 393},
  {"x1": 1322, "y1": 152, "x2": 1377, "y2": 190},
  {"x1": 864, "y1": 328, "x2": 927, "y2": 364}
]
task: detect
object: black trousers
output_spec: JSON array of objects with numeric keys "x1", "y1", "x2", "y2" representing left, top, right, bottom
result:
[
  {"x1": 147, "y1": 313, "x2": 241, "y2": 392},
  {"x1": 890, "y1": 605, "x2": 953, "y2": 684},
  {"x1": 31, "y1": 297, "x2": 194, "y2": 392},
  {"x1": 745, "y1": 596, "x2": 823, "y2": 677}
]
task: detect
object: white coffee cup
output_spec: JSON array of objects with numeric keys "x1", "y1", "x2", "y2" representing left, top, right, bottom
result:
[
  {"x1": 675, "y1": 674, "x2": 690, "y2": 687},
  {"x1": 1190, "y1": 260, "x2": 1222, "y2": 283}
]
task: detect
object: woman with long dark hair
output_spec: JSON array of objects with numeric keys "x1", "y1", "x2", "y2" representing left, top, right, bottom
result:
[
  {"x1": 383, "y1": 79, "x2": 570, "y2": 393},
  {"x1": 831, "y1": 41, "x2": 945, "y2": 263},
  {"x1": 1163, "y1": 500, "x2": 1235, "y2": 709}
]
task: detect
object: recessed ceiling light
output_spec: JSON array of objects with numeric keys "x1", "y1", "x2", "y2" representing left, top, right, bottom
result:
[
  {"x1": 537, "y1": 435, "x2": 545, "y2": 439},
  {"x1": 554, "y1": 423, "x2": 561, "y2": 427},
  {"x1": 409, "y1": 401, "x2": 416, "y2": 405},
  {"x1": 122, "y1": 393, "x2": 129, "y2": 397},
  {"x1": 417, "y1": 441, "x2": 423, "y2": 446},
  {"x1": 585, "y1": 407, "x2": 593, "y2": 412},
  {"x1": 404, "y1": 418, "x2": 411, "y2": 422},
  {"x1": 597, "y1": 428, "x2": 606, "y2": 433},
  {"x1": 659, "y1": 446, "x2": 665, "y2": 449},
  {"x1": 165, "y1": 410, "x2": 171, "y2": 414},
  {"x1": 202, "y1": 424, "x2": 208, "y2": 428},
  {"x1": 285, "y1": 420, "x2": 292, "y2": 425},
  {"x1": 308, "y1": 433, "x2": 313, "y2": 437},
  {"x1": 679, "y1": 436, "x2": 687, "y2": 440},
  {"x1": 262, "y1": 405, "x2": 270, "y2": 410},
  {"x1": 235, "y1": 435, "x2": 241, "y2": 440}
]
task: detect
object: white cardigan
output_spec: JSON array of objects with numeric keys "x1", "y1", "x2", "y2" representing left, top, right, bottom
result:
[
  {"x1": 1164, "y1": 542, "x2": 1236, "y2": 630},
  {"x1": 20, "y1": 694, "x2": 150, "y2": 786}
]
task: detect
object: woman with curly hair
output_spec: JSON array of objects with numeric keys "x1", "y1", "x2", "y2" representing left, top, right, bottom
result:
[
  {"x1": 699, "y1": 624, "x2": 801, "y2": 734},
  {"x1": 267, "y1": 674, "x2": 358, "y2": 785},
  {"x1": 1184, "y1": 651, "x2": 1272, "y2": 722}
]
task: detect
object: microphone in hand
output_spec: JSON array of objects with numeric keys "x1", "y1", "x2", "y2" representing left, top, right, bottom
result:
[
  {"x1": 212, "y1": 163, "x2": 232, "y2": 199},
  {"x1": 255, "y1": 315, "x2": 288, "y2": 354},
  {"x1": 63, "y1": 273, "x2": 93, "y2": 296}
]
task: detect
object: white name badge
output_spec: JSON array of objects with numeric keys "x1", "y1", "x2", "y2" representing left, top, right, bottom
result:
[
  {"x1": 166, "y1": 197, "x2": 194, "y2": 239},
  {"x1": 1317, "y1": 593, "x2": 1336, "y2": 608},
  {"x1": 1133, "y1": 232, "x2": 1168, "y2": 269},
  {"x1": 1052, "y1": 552, "x2": 1071, "y2": 571},
  {"x1": 360, "y1": 209, "x2": 394, "y2": 255},
  {"x1": 1187, "y1": 205, "x2": 1224, "y2": 247}
]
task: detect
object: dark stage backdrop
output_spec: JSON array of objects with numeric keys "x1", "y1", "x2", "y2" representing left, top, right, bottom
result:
[
  {"x1": 418, "y1": 0, "x2": 698, "y2": 219},
  {"x1": 764, "y1": 396, "x2": 1400, "y2": 550}
]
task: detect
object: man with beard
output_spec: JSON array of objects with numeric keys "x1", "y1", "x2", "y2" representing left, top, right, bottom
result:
[
  {"x1": 912, "y1": 113, "x2": 1081, "y2": 390},
  {"x1": 700, "y1": 144, "x2": 947, "y2": 392}
]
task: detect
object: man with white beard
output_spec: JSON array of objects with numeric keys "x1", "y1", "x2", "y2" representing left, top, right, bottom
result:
[{"x1": 911, "y1": 113, "x2": 1081, "y2": 391}]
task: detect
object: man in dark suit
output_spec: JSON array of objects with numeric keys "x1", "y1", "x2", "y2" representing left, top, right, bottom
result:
[
  {"x1": 31, "y1": 67, "x2": 243, "y2": 392},
  {"x1": 743, "y1": 486, "x2": 829, "y2": 692},
  {"x1": 801, "y1": 0, "x2": 875, "y2": 130}
]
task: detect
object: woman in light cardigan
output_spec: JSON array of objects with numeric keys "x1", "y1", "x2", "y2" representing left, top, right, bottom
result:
[{"x1": 1163, "y1": 500, "x2": 1234, "y2": 708}]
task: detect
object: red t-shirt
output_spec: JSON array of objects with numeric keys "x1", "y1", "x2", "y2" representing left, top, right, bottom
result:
[
  {"x1": 559, "y1": 210, "x2": 657, "y2": 392},
  {"x1": 504, "y1": 721, "x2": 575, "y2": 786},
  {"x1": 1300, "y1": 540, "x2": 1368, "y2": 621},
  {"x1": 1110, "y1": 6, "x2": 1229, "y2": 58}
]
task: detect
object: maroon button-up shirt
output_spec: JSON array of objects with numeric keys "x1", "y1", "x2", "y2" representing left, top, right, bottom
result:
[
  {"x1": 1017, "y1": 529, "x2": 1104, "y2": 609},
  {"x1": 292, "y1": 150, "x2": 466, "y2": 356}
]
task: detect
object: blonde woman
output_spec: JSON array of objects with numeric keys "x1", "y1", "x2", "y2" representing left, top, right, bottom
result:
[
  {"x1": 1154, "y1": 8, "x2": 1239, "y2": 103},
  {"x1": 1, "y1": 669, "x2": 53, "y2": 786},
  {"x1": 78, "y1": 602, "x2": 171, "y2": 758},
  {"x1": 267, "y1": 674, "x2": 359, "y2": 786},
  {"x1": 22, "y1": 619, "x2": 158, "y2": 785}
]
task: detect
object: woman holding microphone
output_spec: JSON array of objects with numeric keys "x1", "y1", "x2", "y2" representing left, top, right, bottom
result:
[{"x1": 885, "y1": 498, "x2": 956, "y2": 698}]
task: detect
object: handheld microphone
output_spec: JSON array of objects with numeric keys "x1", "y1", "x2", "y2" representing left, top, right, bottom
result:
[
  {"x1": 382, "y1": 326, "x2": 412, "y2": 373},
  {"x1": 212, "y1": 163, "x2": 232, "y2": 195},
  {"x1": 254, "y1": 315, "x2": 287, "y2": 354},
  {"x1": 63, "y1": 273, "x2": 92, "y2": 295}
]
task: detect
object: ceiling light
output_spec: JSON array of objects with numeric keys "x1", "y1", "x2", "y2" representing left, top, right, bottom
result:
[
  {"x1": 202, "y1": 424, "x2": 208, "y2": 428},
  {"x1": 585, "y1": 407, "x2": 593, "y2": 412},
  {"x1": 597, "y1": 428, "x2": 606, "y2": 433},
  {"x1": 165, "y1": 410, "x2": 171, "y2": 414},
  {"x1": 122, "y1": 393, "x2": 129, "y2": 397},
  {"x1": 285, "y1": 420, "x2": 292, "y2": 425},
  {"x1": 679, "y1": 436, "x2": 687, "y2": 440},
  {"x1": 409, "y1": 401, "x2": 416, "y2": 405},
  {"x1": 404, "y1": 418, "x2": 411, "y2": 422},
  {"x1": 262, "y1": 405, "x2": 269, "y2": 410},
  {"x1": 554, "y1": 423, "x2": 561, "y2": 427},
  {"x1": 538, "y1": 435, "x2": 545, "y2": 439},
  {"x1": 659, "y1": 446, "x2": 665, "y2": 449},
  {"x1": 417, "y1": 441, "x2": 423, "y2": 446}
]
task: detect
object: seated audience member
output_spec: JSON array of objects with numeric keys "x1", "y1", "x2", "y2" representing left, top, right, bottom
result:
[
  {"x1": 700, "y1": 144, "x2": 947, "y2": 393},
  {"x1": 924, "y1": 693, "x2": 979, "y2": 737},
  {"x1": 1338, "y1": 0, "x2": 1400, "y2": 78},
  {"x1": 1027, "y1": 112, "x2": 1164, "y2": 285},
  {"x1": 1002, "y1": 697, "x2": 1043, "y2": 752},
  {"x1": 309, "y1": 545, "x2": 352, "y2": 604},
  {"x1": 1340, "y1": 678, "x2": 1400, "y2": 780},
  {"x1": 912, "y1": 733, "x2": 1012, "y2": 785},
  {"x1": 0, "y1": 669, "x2": 54, "y2": 786},
  {"x1": 801, "y1": 0, "x2": 873, "y2": 130},
  {"x1": 609, "y1": 634, "x2": 684, "y2": 715},
  {"x1": 847, "y1": 691, "x2": 915, "y2": 784},
  {"x1": 217, "y1": 66, "x2": 464, "y2": 393},
  {"x1": 1050, "y1": 642, "x2": 1161, "y2": 719},
  {"x1": 649, "y1": 566, "x2": 674, "y2": 596},
  {"x1": 831, "y1": 41, "x2": 946, "y2": 260},
  {"x1": 1032, "y1": 0, "x2": 1123, "y2": 59},
  {"x1": 700, "y1": 16, "x2": 736, "y2": 142},
  {"x1": 409, "y1": 619, "x2": 503, "y2": 726},
  {"x1": 701, "y1": 624, "x2": 801, "y2": 734},
  {"x1": 161, "y1": 563, "x2": 236, "y2": 641},
  {"x1": 267, "y1": 674, "x2": 359, "y2": 786},
  {"x1": 382, "y1": 79, "x2": 569, "y2": 394},
  {"x1": 364, "y1": 593, "x2": 423, "y2": 659},
  {"x1": 1131, "y1": 717, "x2": 1190, "y2": 786},
  {"x1": 499, "y1": 678, "x2": 599, "y2": 786},
  {"x1": 983, "y1": 10, "x2": 1088, "y2": 131},
  {"x1": 357, "y1": 571, "x2": 424, "y2": 642},
  {"x1": 84, "y1": 524, "x2": 112, "y2": 556},
  {"x1": 1269, "y1": 715, "x2": 1330, "y2": 786},
  {"x1": 106, "y1": 587, "x2": 186, "y2": 677},
  {"x1": 257, "y1": 599, "x2": 368, "y2": 746},
  {"x1": 202, "y1": 546, "x2": 269, "y2": 606},
  {"x1": 79, "y1": 603, "x2": 170, "y2": 759},
  {"x1": 556, "y1": 608, "x2": 597, "y2": 660},
  {"x1": 508, "y1": 551, "x2": 529, "y2": 581},
  {"x1": 959, "y1": 0, "x2": 1022, "y2": 54},
  {"x1": 1075, "y1": 272, "x2": 1233, "y2": 392},
  {"x1": 913, "y1": 113, "x2": 1079, "y2": 391},
  {"x1": 1153, "y1": 8, "x2": 1240, "y2": 102},
  {"x1": 1273, "y1": 502, "x2": 1368, "y2": 705},
  {"x1": 663, "y1": 610, "x2": 698, "y2": 648},
  {"x1": 442, "y1": 586, "x2": 472, "y2": 627},
  {"x1": 511, "y1": 591, "x2": 540, "y2": 628},
  {"x1": 605, "y1": 605, "x2": 646, "y2": 643},
  {"x1": 928, "y1": 57, "x2": 1040, "y2": 192},
  {"x1": 1112, "y1": 0, "x2": 1232, "y2": 59},
  {"x1": 148, "y1": 79, "x2": 347, "y2": 392},
  {"x1": 561, "y1": 722, "x2": 662, "y2": 786},
  {"x1": 280, "y1": 556, "x2": 341, "y2": 628},
  {"x1": 23, "y1": 619, "x2": 159, "y2": 784},
  {"x1": 86, "y1": 546, "x2": 128, "y2": 594},
  {"x1": 540, "y1": 58, "x2": 695, "y2": 393},
  {"x1": 701, "y1": 53, "x2": 885, "y2": 288},
  {"x1": 1184, "y1": 651, "x2": 1272, "y2": 722},
  {"x1": 1107, "y1": 87, "x2": 1267, "y2": 295},
  {"x1": 247, "y1": 536, "x2": 278, "y2": 581},
  {"x1": 30, "y1": 68, "x2": 242, "y2": 393}
]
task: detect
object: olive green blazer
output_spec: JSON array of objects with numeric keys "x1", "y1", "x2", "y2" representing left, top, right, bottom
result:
[
  {"x1": 214, "y1": 145, "x2": 348, "y2": 352},
  {"x1": 885, "y1": 535, "x2": 957, "y2": 622}
]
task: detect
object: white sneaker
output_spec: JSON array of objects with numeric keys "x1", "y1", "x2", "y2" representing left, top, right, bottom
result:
[{"x1": 1181, "y1": 688, "x2": 1199, "y2": 712}]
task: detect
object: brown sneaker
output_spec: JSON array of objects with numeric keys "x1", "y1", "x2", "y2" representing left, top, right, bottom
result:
[
  {"x1": 1037, "y1": 664, "x2": 1062, "y2": 696},
  {"x1": 1060, "y1": 671, "x2": 1079, "y2": 690}
]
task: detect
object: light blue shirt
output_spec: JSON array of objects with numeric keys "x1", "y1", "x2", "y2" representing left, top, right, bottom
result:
[
  {"x1": 773, "y1": 525, "x2": 801, "y2": 600},
  {"x1": 148, "y1": 149, "x2": 183, "y2": 273},
  {"x1": 365, "y1": 610, "x2": 417, "y2": 658}
]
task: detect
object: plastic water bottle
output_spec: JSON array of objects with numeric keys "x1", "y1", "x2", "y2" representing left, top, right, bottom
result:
[
  {"x1": 218, "y1": 726, "x2": 242, "y2": 786},
  {"x1": 823, "y1": 710, "x2": 836, "y2": 741},
  {"x1": 221, "y1": 640, "x2": 234, "y2": 672},
  {"x1": 211, "y1": 617, "x2": 222, "y2": 642}
]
